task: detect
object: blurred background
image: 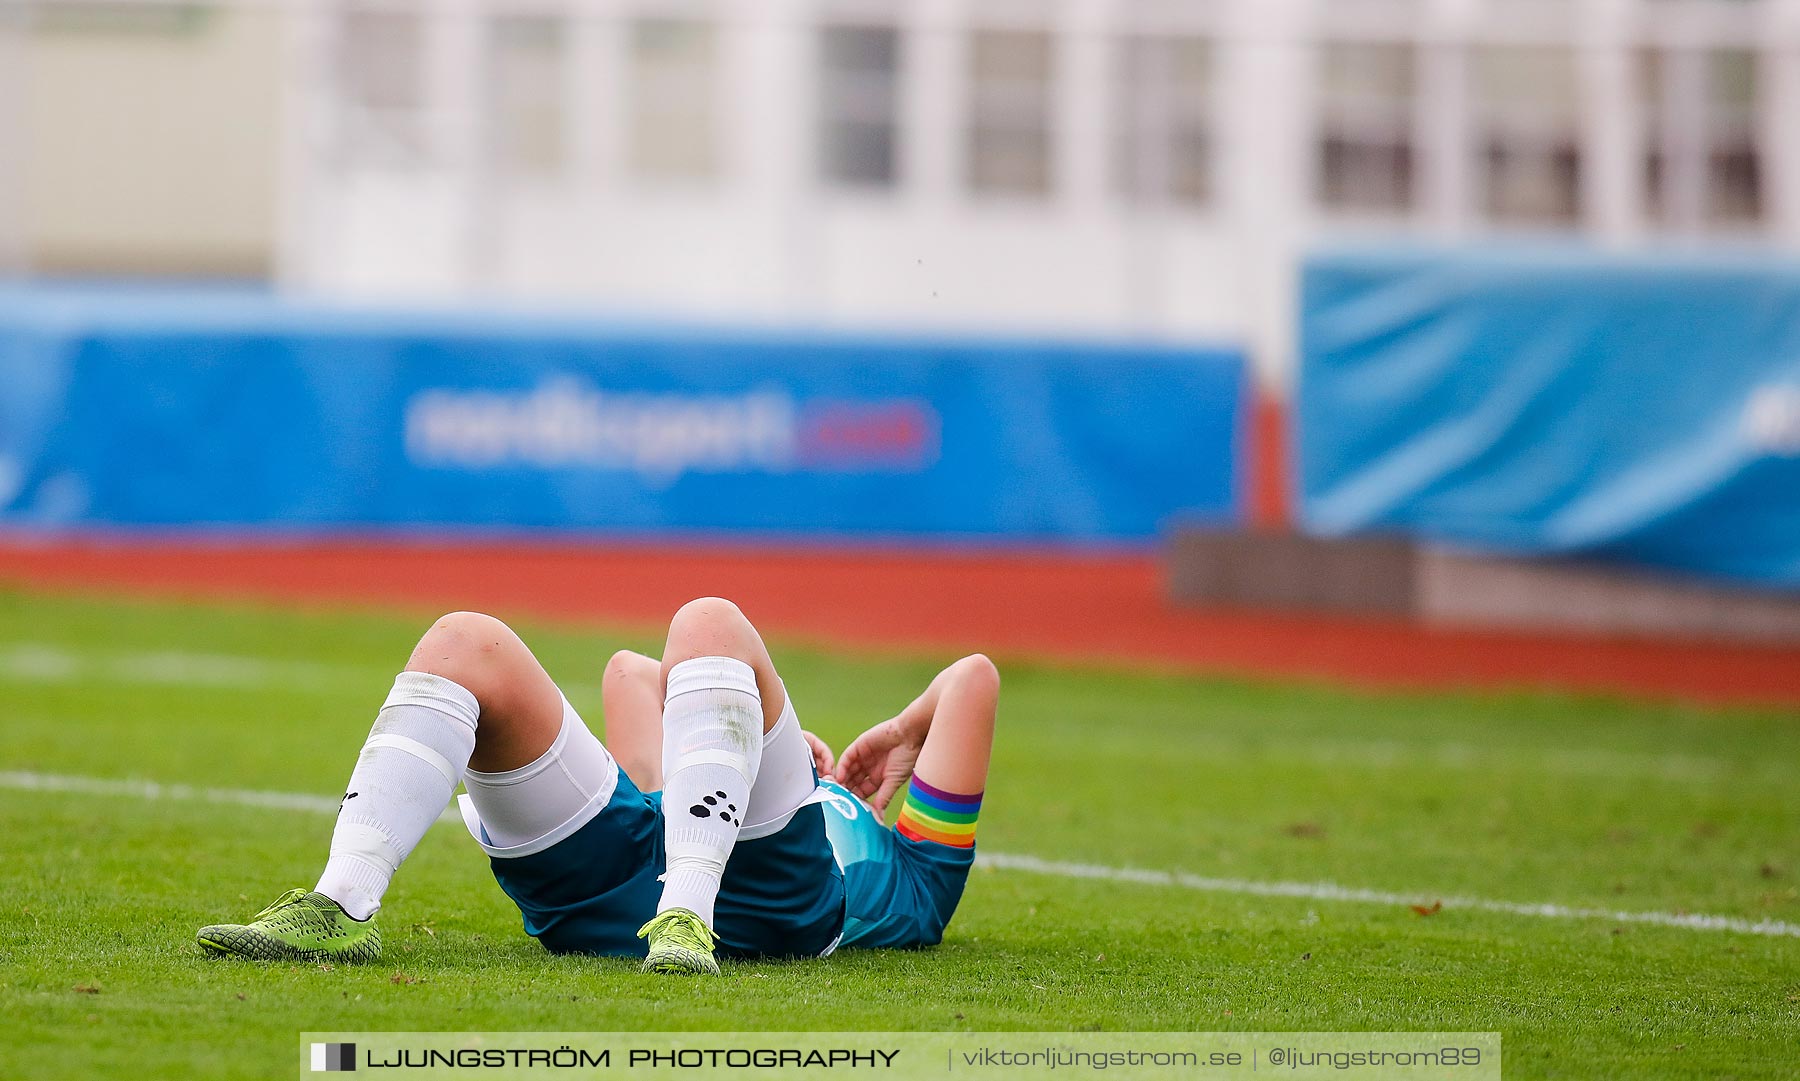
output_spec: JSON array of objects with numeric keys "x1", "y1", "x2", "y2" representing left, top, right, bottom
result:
[
  {"x1": 0, "y1": 0, "x2": 1797, "y2": 700},
  {"x1": 5, "y1": 0, "x2": 1797, "y2": 362}
]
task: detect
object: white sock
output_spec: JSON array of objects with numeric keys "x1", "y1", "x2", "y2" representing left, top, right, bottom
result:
[
  {"x1": 657, "y1": 656, "x2": 764, "y2": 927},
  {"x1": 315, "y1": 672, "x2": 478, "y2": 920}
]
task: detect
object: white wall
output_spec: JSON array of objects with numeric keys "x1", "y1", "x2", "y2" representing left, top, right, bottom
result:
[{"x1": 24, "y1": 4, "x2": 283, "y2": 277}]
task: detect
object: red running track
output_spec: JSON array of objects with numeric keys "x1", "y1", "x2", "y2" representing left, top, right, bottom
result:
[{"x1": 0, "y1": 537, "x2": 1795, "y2": 708}]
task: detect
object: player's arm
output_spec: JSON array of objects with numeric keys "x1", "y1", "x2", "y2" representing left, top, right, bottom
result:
[{"x1": 834, "y1": 654, "x2": 999, "y2": 815}]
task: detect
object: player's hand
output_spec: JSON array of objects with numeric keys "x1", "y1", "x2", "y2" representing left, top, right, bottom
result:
[
  {"x1": 801, "y1": 729, "x2": 836, "y2": 778},
  {"x1": 834, "y1": 717, "x2": 921, "y2": 816}
]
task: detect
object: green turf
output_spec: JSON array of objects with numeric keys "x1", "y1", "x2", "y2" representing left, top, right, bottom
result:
[{"x1": 0, "y1": 587, "x2": 1795, "y2": 1080}]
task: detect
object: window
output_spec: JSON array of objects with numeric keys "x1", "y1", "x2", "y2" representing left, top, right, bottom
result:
[
  {"x1": 1475, "y1": 46, "x2": 1582, "y2": 226},
  {"x1": 1317, "y1": 42, "x2": 1416, "y2": 214},
  {"x1": 1115, "y1": 36, "x2": 1212, "y2": 208},
  {"x1": 337, "y1": 7, "x2": 427, "y2": 167},
  {"x1": 967, "y1": 29, "x2": 1054, "y2": 197},
  {"x1": 490, "y1": 17, "x2": 567, "y2": 179},
  {"x1": 1642, "y1": 48, "x2": 1762, "y2": 230},
  {"x1": 628, "y1": 18, "x2": 717, "y2": 183},
  {"x1": 818, "y1": 24, "x2": 901, "y2": 189}
]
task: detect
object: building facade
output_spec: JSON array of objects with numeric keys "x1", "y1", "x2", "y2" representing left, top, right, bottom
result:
[{"x1": 6, "y1": 0, "x2": 1800, "y2": 378}]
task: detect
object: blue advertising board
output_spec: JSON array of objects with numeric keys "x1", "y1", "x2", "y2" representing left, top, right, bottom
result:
[
  {"x1": 0, "y1": 287, "x2": 1244, "y2": 543},
  {"x1": 1299, "y1": 246, "x2": 1800, "y2": 587}
]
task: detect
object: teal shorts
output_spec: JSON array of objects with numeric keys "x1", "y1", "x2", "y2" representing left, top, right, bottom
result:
[
  {"x1": 818, "y1": 779, "x2": 976, "y2": 949},
  {"x1": 484, "y1": 768, "x2": 846, "y2": 960}
]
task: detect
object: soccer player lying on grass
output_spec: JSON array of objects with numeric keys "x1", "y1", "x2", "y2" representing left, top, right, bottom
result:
[{"x1": 197, "y1": 598, "x2": 998, "y2": 974}]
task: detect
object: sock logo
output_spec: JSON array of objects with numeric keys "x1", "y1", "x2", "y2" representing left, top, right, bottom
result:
[
  {"x1": 689, "y1": 790, "x2": 737, "y2": 825},
  {"x1": 338, "y1": 792, "x2": 358, "y2": 811},
  {"x1": 310, "y1": 1042, "x2": 356, "y2": 1072}
]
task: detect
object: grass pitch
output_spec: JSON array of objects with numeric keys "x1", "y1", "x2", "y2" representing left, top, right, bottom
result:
[{"x1": 1, "y1": 588, "x2": 1796, "y2": 1080}]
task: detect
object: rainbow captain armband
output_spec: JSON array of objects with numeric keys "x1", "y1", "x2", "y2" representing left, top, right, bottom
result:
[{"x1": 895, "y1": 777, "x2": 982, "y2": 848}]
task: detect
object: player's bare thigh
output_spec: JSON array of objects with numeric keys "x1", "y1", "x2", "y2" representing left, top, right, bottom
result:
[
  {"x1": 404, "y1": 611, "x2": 563, "y2": 774},
  {"x1": 602, "y1": 648, "x2": 665, "y2": 791}
]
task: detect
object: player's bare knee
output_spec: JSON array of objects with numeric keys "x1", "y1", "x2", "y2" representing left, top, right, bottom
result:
[
  {"x1": 670, "y1": 596, "x2": 747, "y2": 634},
  {"x1": 955, "y1": 653, "x2": 1001, "y2": 697},
  {"x1": 661, "y1": 597, "x2": 785, "y2": 729},
  {"x1": 406, "y1": 611, "x2": 524, "y2": 700},
  {"x1": 603, "y1": 648, "x2": 635, "y2": 685},
  {"x1": 663, "y1": 597, "x2": 756, "y2": 663},
  {"x1": 417, "y1": 610, "x2": 514, "y2": 656},
  {"x1": 603, "y1": 649, "x2": 653, "y2": 691}
]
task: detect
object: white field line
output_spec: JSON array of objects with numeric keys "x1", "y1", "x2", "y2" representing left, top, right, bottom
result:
[
  {"x1": 976, "y1": 853, "x2": 1800, "y2": 940},
  {"x1": 0, "y1": 643, "x2": 381, "y2": 691},
  {"x1": 3, "y1": 769, "x2": 1795, "y2": 941},
  {"x1": 0, "y1": 770, "x2": 464, "y2": 824}
]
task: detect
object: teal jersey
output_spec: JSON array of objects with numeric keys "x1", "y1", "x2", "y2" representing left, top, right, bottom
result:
[
  {"x1": 481, "y1": 769, "x2": 843, "y2": 959},
  {"x1": 818, "y1": 778, "x2": 976, "y2": 949}
]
